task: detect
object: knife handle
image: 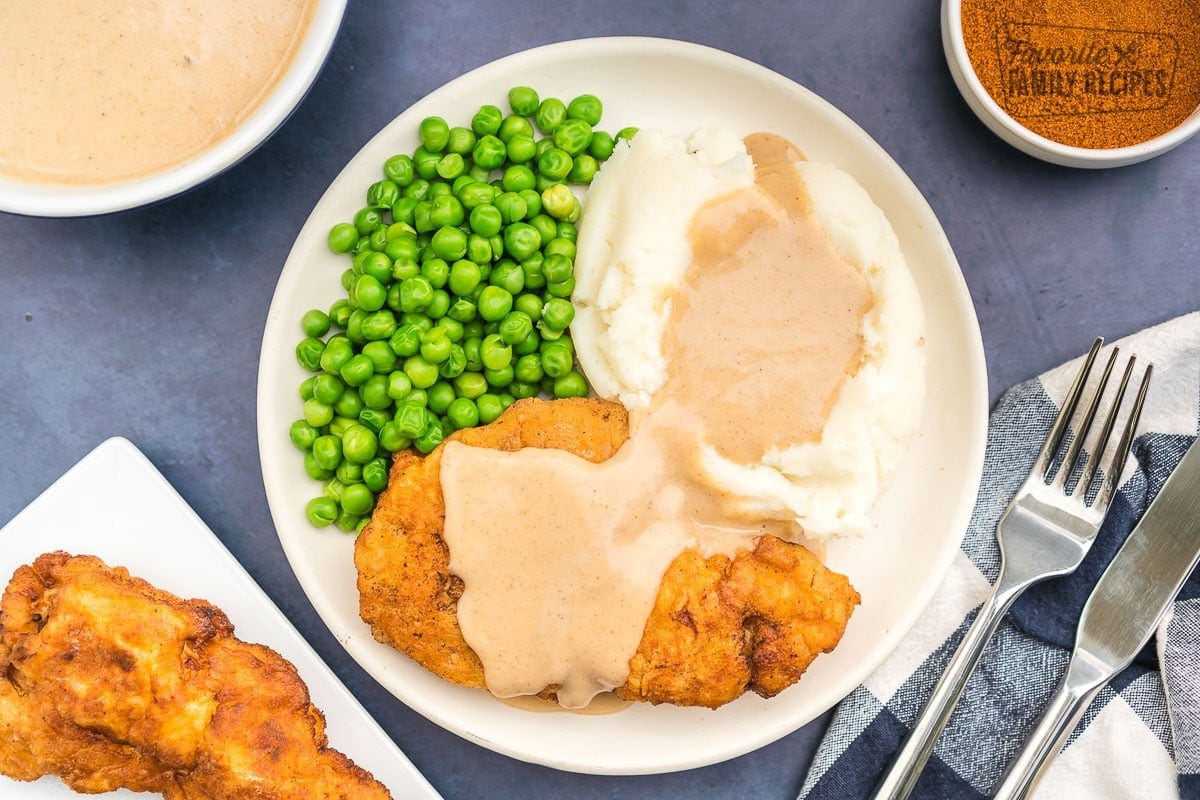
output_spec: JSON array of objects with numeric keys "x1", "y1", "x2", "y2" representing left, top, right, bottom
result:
[{"x1": 990, "y1": 654, "x2": 1112, "y2": 800}]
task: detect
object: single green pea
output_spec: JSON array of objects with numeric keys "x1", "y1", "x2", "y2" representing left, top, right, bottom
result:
[
  {"x1": 323, "y1": 477, "x2": 347, "y2": 502},
  {"x1": 557, "y1": 221, "x2": 578, "y2": 242},
  {"x1": 537, "y1": 146, "x2": 572, "y2": 181},
  {"x1": 553, "y1": 119, "x2": 593, "y2": 156},
  {"x1": 453, "y1": 372, "x2": 488, "y2": 399},
  {"x1": 401, "y1": 313, "x2": 433, "y2": 332},
  {"x1": 345, "y1": 309, "x2": 367, "y2": 344},
  {"x1": 367, "y1": 179, "x2": 399, "y2": 209},
  {"x1": 386, "y1": 370, "x2": 413, "y2": 401},
  {"x1": 412, "y1": 147, "x2": 441, "y2": 181},
  {"x1": 363, "y1": 458, "x2": 390, "y2": 492},
  {"x1": 469, "y1": 204, "x2": 503, "y2": 237},
  {"x1": 514, "y1": 293, "x2": 543, "y2": 321},
  {"x1": 430, "y1": 226, "x2": 468, "y2": 260},
  {"x1": 542, "y1": 253, "x2": 573, "y2": 284},
  {"x1": 547, "y1": 275, "x2": 576, "y2": 298},
  {"x1": 392, "y1": 192, "x2": 420, "y2": 224},
  {"x1": 589, "y1": 130, "x2": 616, "y2": 161},
  {"x1": 320, "y1": 337, "x2": 354, "y2": 375},
  {"x1": 439, "y1": 342, "x2": 466, "y2": 378},
  {"x1": 352, "y1": 236, "x2": 372, "y2": 255},
  {"x1": 535, "y1": 138, "x2": 555, "y2": 158},
  {"x1": 312, "y1": 373, "x2": 346, "y2": 405},
  {"x1": 384, "y1": 153, "x2": 415, "y2": 186},
  {"x1": 330, "y1": 415, "x2": 358, "y2": 438},
  {"x1": 427, "y1": 289, "x2": 450, "y2": 318},
  {"x1": 541, "y1": 343, "x2": 574, "y2": 379},
  {"x1": 446, "y1": 397, "x2": 480, "y2": 429},
  {"x1": 467, "y1": 233, "x2": 492, "y2": 264},
  {"x1": 301, "y1": 376, "x2": 315, "y2": 402},
  {"x1": 394, "y1": 402, "x2": 429, "y2": 438},
  {"x1": 413, "y1": 417, "x2": 445, "y2": 454},
  {"x1": 513, "y1": 329, "x2": 541, "y2": 356},
  {"x1": 448, "y1": 297, "x2": 477, "y2": 324},
  {"x1": 553, "y1": 371, "x2": 589, "y2": 398},
  {"x1": 508, "y1": 86, "x2": 540, "y2": 116},
  {"x1": 304, "y1": 451, "x2": 333, "y2": 480},
  {"x1": 329, "y1": 299, "x2": 352, "y2": 329},
  {"x1": 489, "y1": 233, "x2": 505, "y2": 259},
  {"x1": 501, "y1": 164, "x2": 537, "y2": 193},
  {"x1": 340, "y1": 482, "x2": 375, "y2": 515},
  {"x1": 568, "y1": 153, "x2": 598, "y2": 184},
  {"x1": 502, "y1": 222, "x2": 541, "y2": 261},
  {"x1": 509, "y1": 380, "x2": 540, "y2": 399},
  {"x1": 439, "y1": 316, "x2": 465, "y2": 342},
  {"x1": 290, "y1": 420, "x2": 320, "y2": 450},
  {"x1": 306, "y1": 497, "x2": 339, "y2": 528},
  {"x1": 419, "y1": 116, "x2": 450, "y2": 152},
  {"x1": 489, "y1": 260, "x2": 525, "y2": 295},
  {"x1": 522, "y1": 255, "x2": 546, "y2": 290},
  {"x1": 403, "y1": 178, "x2": 431, "y2": 200},
  {"x1": 514, "y1": 353, "x2": 544, "y2": 383},
  {"x1": 420, "y1": 257, "x2": 450, "y2": 290},
  {"x1": 296, "y1": 337, "x2": 325, "y2": 371},
  {"x1": 480, "y1": 333, "x2": 513, "y2": 371},
  {"x1": 367, "y1": 226, "x2": 389, "y2": 252},
  {"x1": 340, "y1": 353, "x2": 375, "y2": 387},
  {"x1": 566, "y1": 94, "x2": 603, "y2": 125},
  {"x1": 312, "y1": 435, "x2": 343, "y2": 471},
  {"x1": 457, "y1": 181, "x2": 496, "y2": 209},
  {"x1": 446, "y1": 257, "x2": 481, "y2": 296},
  {"x1": 472, "y1": 104, "x2": 503, "y2": 136},
  {"x1": 353, "y1": 207, "x2": 383, "y2": 234},
  {"x1": 362, "y1": 309, "x2": 397, "y2": 341},
  {"x1": 535, "y1": 97, "x2": 567, "y2": 133},
  {"x1": 328, "y1": 223, "x2": 359, "y2": 253},
  {"x1": 389, "y1": 323, "x2": 422, "y2": 357},
  {"x1": 391, "y1": 258, "x2": 420, "y2": 283},
  {"x1": 436, "y1": 152, "x2": 465, "y2": 180},
  {"x1": 463, "y1": 337, "x2": 483, "y2": 371},
  {"x1": 428, "y1": 195, "x2": 464, "y2": 229},
  {"x1": 483, "y1": 362, "x2": 514, "y2": 387},
  {"x1": 541, "y1": 184, "x2": 580, "y2": 221},
  {"x1": 398, "y1": 276, "x2": 434, "y2": 313},
  {"x1": 358, "y1": 407, "x2": 390, "y2": 433},
  {"x1": 413, "y1": 200, "x2": 434, "y2": 233},
  {"x1": 378, "y1": 421, "x2": 411, "y2": 452},
  {"x1": 468, "y1": 164, "x2": 492, "y2": 183},
  {"x1": 360, "y1": 252, "x2": 393, "y2": 284},
  {"x1": 419, "y1": 329, "x2": 452, "y2": 364},
  {"x1": 499, "y1": 393, "x2": 516, "y2": 409},
  {"x1": 446, "y1": 126, "x2": 476, "y2": 155},
  {"x1": 404, "y1": 355, "x2": 440, "y2": 389},
  {"x1": 353, "y1": 274, "x2": 386, "y2": 312},
  {"x1": 541, "y1": 297, "x2": 576, "y2": 331},
  {"x1": 476, "y1": 393, "x2": 504, "y2": 424},
  {"x1": 497, "y1": 311, "x2": 533, "y2": 345},
  {"x1": 333, "y1": 387, "x2": 365, "y2": 418},
  {"x1": 544, "y1": 237, "x2": 576, "y2": 260},
  {"x1": 472, "y1": 134, "x2": 507, "y2": 170},
  {"x1": 493, "y1": 192, "x2": 527, "y2": 224},
  {"x1": 427, "y1": 381, "x2": 456, "y2": 414},
  {"x1": 506, "y1": 134, "x2": 536, "y2": 164},
  {"x1": 477, "y1": 285, "x2": 514, "y2": 322},
  {"x1": 341, "y1": 425, "x2": 379, "y2": 464},
  {"x1": 360, "y1": 370, "x2": 393, "y2": 407},
  {"x1": 498, "y1": 114, "x2": 534, "y2": 143},
  {"x1": 335, "y1": 510, "x2": 362, "y2": 533}
]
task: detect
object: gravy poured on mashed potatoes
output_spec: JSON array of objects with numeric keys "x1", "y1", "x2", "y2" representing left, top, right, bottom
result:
[
  {"x1": 0, "y1": 0, "x2": 316, "y2": 184},
  {"x1": 438, "y1": 134, "x2": 872, "y2": 709}
]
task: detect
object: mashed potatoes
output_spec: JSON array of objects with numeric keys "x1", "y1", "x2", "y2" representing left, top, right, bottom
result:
[{"x1": 572, "y1": 129, "x2": 925, "y2": 541}]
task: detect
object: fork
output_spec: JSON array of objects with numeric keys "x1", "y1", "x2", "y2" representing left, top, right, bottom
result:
[{"x1": 870, "y1": 337, "x2": 1152, "y2": 800}]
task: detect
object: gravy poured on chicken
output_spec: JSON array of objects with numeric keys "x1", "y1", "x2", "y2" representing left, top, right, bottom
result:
[{"x1": 439, "y1": 134, "x2": 871, "y2": 708}]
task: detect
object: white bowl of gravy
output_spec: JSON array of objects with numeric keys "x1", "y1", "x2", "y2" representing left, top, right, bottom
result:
[{"x1": 0, "y1": 0, "x2": 346, "y2": 217}]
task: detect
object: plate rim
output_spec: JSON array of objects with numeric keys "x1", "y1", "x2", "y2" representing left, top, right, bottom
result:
[{"x1": 256, "y1": 34, "x2": 989, "y2": 774}]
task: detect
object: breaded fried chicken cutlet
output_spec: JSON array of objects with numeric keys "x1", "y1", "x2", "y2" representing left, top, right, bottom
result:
[
  {"x1": 0, "y1": 552, "x2": 392, "y2": 800},
  {"x1": 355, "y1": 397, "x2": 859, "y2": 709}
]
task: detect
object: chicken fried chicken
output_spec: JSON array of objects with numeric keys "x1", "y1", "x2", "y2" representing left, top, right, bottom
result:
[
  {"x1": 355, "y1": 397, "x2": 859, "y2": 709},
  {"x1": 0, "y1": 552, "x2": 391, "y2": 800}
]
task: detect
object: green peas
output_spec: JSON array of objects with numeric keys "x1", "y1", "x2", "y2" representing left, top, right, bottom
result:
[
  {"x1": 296, "y1": 337, "x2": 324, "y2": 371},
  {"x1": 541, "y1": 184, "x2": 580, "y2": 221},
  {"x1": 341, "y1": 482, "x2": 375, "y2": 515},
  {"x1": 503, "y1": 222, "x2": 541, "y2": 261},
  {"x1": 566, "y1": 94, "x2": 602, "y2": 125},
  {"x1": 547, "y1": 275, "x2": 575, "y2": 298},
  {"x1": 312, "y1": 374, "x2": 346, "y2": 405},
  {"x1": 454, "y1": 372, "x2": 488, "y2": 399},
  {"x1": 446, "y1": 258, "x2": 482, "y2": 296},
  {"x1": 361, "y1": 372, "x2": 392, "y2": 408},
  {"x1": 477, "y1": 285, "x2": 514, "y2": 321},
  {"x1": 336, "y1": 511, "x2": 361, "y2": 532},
  {"x1": 476, "y1": 393, "x2": 504, "y2": 423},
  {"x1": 508, "y1": 86, "x2": 540, "y2": 115},
  {"x1": 541, "y1": 343, "x2": 573, "y2": 378},
  {"x1": 384, "y1": 154, "x2": 415, "y2": 185},
  {"x1": 458, "y1": 181, "x2": 496, "y2": 209},
  {"x1": 436, "y1": 152, "x2": 465, "y2": 180},
  {"x1": 353, "y1": 274, "x2": 386, "y2": 312},
  {"x1": 506, "y1": 134, "x2": 536, "y2": 164},
  {"x1": 320, "y1": 337, "x2": 354, "y2": 375},
  {"x1": 498, "y1": 114, "x2": 534, "y2": 143},
  {"x1": 449, "y1": 297, "x2": 477, "y2": 323},
  {"x1": 413, "y1": 147, "x2": 440, "y2": 180},
  {"x1": 568, "y1": 154, "x2": 598, "y2": 184},
  {"x1": 334, "y1": 388, "x2": 364, "y2": 418},
  {"x1": 413, "y1": 418, "x2": 445, "y2": 454},
  {"x1": 542, "y1": 253, "x2": 573, "y2": 284},
  {"x1": 472, "y1": 134, "x2": 507, "y2": 169},
  {"x1": 304, "y1": 451, "x2": 333, "y2": 480},
  {"x1": 510, "y1": 380, "x2": 539, "y2": 399},
  {"x1": 306, "y1": 497, "x2": 339, "y2": 527},
  {"x1": 427, "y1": 289, "x2": 451, "y2": 318},
  {"x1": 354, "y1": 207, "x2": 382, "y2": 234},
  {"x1": 345, "y1": 309, "x2": 367, "y2": 344},
  {"x1": 440, "y1": 342, "x2": 466, "y2": 378},
  {"x1": 472, "y1": 104, "x2": 503, "y2": 136},
  {"x1": 501, "y1": 165, "x2": 537, "y2": 193},
  {"x1": 490, "y1": 260, "x2": 525, "y2": 294},
  {"x1": 398, "y1": 276, "x2": 434, "y2": 312},
  {"x1": 427, "y1": 381, "x2": 456, "y2": 414},
  {"x1": 395, "y1": 402, "x2": 428, "y2": 438},
  {"x1": 378, "y1": 422, "x2": 411, "y2": 452},
  {"x1": 467, "y1": 234, "x2": 492, "y2": 264},
  {"x1": 428, "y1": 195, "x2": 464, "y2": 228},
  {"x1": 404, "y1": 355, "x2": 440, "y2": 389},
  {"x1": 323, "y1": 477, "x2": 347, "y2": 502},
  {"x1": 447, "y1": 126, "x2": 476, "y2": 154},
  {"x1": 329, "y1": 299, "x2": 352, "y2": 329},
  {"x1": 390, "y1": 323, "x2": 421, "y2": 357},
  {"x1": 544, "y1": 237, "x2": 575, "y2": 260},
  {"x1": 484, "y1": 364, "x2": 514, "y2": 387},
  {"x1": 340, "y1": 353, "x2": 374, "y2": 387},
  {"x1": 469, "y1": 204, "x2": 503, "y2": 237},
  {"x1": 290, "y1": 420, "x2": 319, "y2": 450},
  {"x1": 514, "y1": 330, "x2": 541, "y2": 356},
  {"x1": 363, "y1": 458, "x2": 390, "y2": 492},
  {"x1": 421, "y1": 257, "x2": 450, "y2": 289},
  {"x1": 589, "y1": 131, "x2": 615, "y2": 161},
  {"x1": 541, "y1": 298, "x2": 576, "y2": 331},
  {"x1": 494, "y1": 192, "x2": 526, "y2": 224},
  {"x1": 498, "y1": 311, "x2": 533, "y2": 345},
  {"x1": 553, "y1": 119, "x2": 593, "y2": 156},
  {"x1": 430, "y1": 226, "x2": 468, "y2": 260},
  {"x1": 514, "y1": 353, "x2": 544, "y2": 383},
  {"x1": 361, "y1": 252, "x2": 393, "y2": 283},
  {"x1": 514, "y1": 293, "x2": 543, "y2": 321},
  {"x1": 419, "y1": 329, "x2": 452, "y2": 364},
  {"x1": 328, "y1": 223, "x2": 358, "y2": 253},
  {"x1": 419, "y1": 116, "x2": 450, "y2": 152},
  {"x1": 368, "y1": 180, "x2": 399, "y2": 209},
  {"x1": 312, "y1": 435, "x2": 343, "y2": 471},
  {"x1": 342, "y1": 425, "x2": 379, "y2": 464},
  {"x1": 554, "y1": 371, "x2": 589, "y2": 398},
  {"x1": 386, "y1": 370, "x2": 413, "y2": 401},
  {"x1": 535, "y1": 97, "x2": 567, "y2": 133},
  {"x1": 446, "y1": 397, "x2": 479, "y2": 428},
  {"x1": 362, "y1": 310, "x2": 397, "y2": 341},
  {"x1": 403, "y1": 178, "x2": 431, "y2": 200},
  {"x1": 480, "y1": 334, "x2": 512, "y2": 370},
  {"x1": 617, "y1": 126, "x2": 638, "y2": 141},
  {"x1": 299, "y1": 376, "x2": 313, "y2": 402}
]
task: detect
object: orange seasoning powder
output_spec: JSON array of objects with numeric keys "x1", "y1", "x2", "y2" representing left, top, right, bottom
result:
[{"x1": 960, "y1": 0, "x2": 1200, "y2": 149}]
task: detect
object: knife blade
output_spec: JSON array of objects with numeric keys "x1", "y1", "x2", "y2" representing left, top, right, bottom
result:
[{"x1": 992, "y1": 435, "x2": 1200, "y2": 800}]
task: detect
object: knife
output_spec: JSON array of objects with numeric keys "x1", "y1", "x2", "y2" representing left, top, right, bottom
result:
[{"x1": 991, "y1": 435, "x2": 1200, "y2": 800}]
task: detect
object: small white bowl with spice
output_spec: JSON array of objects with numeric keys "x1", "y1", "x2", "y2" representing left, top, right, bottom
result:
[
  {"x1": 942, "y1": 0, "x2": 1200, "y2": 168},
  {"x1": 0, "y1": 0, "x2": 346, "y2": 217}
]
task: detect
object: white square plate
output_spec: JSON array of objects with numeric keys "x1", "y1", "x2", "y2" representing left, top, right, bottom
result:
[{"x1": 0, "y1": 437, "x2": 441, "y2": 800}]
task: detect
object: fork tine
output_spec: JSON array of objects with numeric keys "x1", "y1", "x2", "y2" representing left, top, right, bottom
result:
[
  {"x1": 1093, "y1": 363, "x2": 1153, "y2": 511},
  {"x1": 1076, "y1": 355, "x2": 1136, "y2": 502},
  {"x1": 1055, "y1": 347, "x2": 1120, "y2": 493},
  {"x1": 1035, "y1": 337, "x2": 1104, "y2": 480}
]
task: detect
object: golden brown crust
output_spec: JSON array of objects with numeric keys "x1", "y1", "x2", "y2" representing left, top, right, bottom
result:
[
  {"x1": 0, "y1": 551, "x2": 392, "y2": 799},
  {"x1": 355, "y1": 397, "x2": 860, "y2": 709}
]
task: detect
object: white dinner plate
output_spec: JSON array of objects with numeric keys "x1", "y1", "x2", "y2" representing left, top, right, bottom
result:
[
  {"x1": 257, "y1": 36, "x2": 988, "y2": 775},
  {"x1": 0, "y1": 438, "x2": 441, "y2": 800}
]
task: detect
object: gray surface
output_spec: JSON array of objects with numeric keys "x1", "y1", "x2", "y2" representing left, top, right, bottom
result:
[{"x1": 2, "y1": 1, "x2": 1198, "y2": 798}]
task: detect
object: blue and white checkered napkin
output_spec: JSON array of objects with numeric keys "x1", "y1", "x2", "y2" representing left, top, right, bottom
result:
[{"x1": 799, "y1": 312, "x2": 1200, "y2": 800}]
